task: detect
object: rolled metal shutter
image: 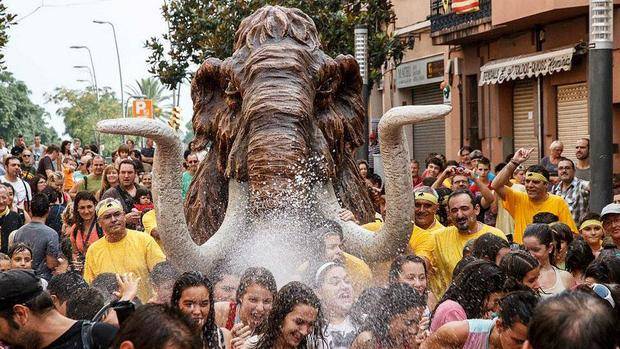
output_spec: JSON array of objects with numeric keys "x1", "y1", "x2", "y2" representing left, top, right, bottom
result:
[
  {"x1": 557, "y1": 83, "x2": 589, "y2": 162},
  {"x1": 412, "y1": 83, "x2": 445, "y2": 161},
  {"x1": 512, "y1": 80, "x2": 538, "y2": 167}
]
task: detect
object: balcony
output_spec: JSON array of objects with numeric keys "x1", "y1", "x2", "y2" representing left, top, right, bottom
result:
[{"x1": 429, "y1": 0, "x2": 492, "y2": 45}]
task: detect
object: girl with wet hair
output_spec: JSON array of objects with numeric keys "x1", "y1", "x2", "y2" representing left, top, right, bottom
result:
[
  {"x1": 523, "y1": 223, "x2": 575, "y2": 298},
  {"x1": 352, "y1": 283, "x2": 427, "y2": 348},
  {"x1": 431, "y1": 260, "x2": 506, "y2": 332},
  {"x1": 584, "y1": 255, "x2": 620, "y2": 285},
  {"x1": 550, "y1": 222, "x2": 575, "y2": 269},
  {"x1": 248, "y1": 281, "x2": 325, "y2": 349},
  {"x1": 565, "y1": 238, "x2": 595, "y2": 285},
  {"x1": 500, "y1": 250, "x2": 541, "y2": 291},
  {"x1": 314, "y1": 262, "x2": 356, "y2": 349},
  {"x1": 471, "y1": 233, "x2": 511, "y2": 265},
  {"x1": 389, "y1": 254, "x2": 438, "y2": 312},
  {"x1": 215, "y1": 267, "x2": 277, "y2": 334},
  {"x1": 171, "y1": 271, "x2": 231, "y2": 349}
]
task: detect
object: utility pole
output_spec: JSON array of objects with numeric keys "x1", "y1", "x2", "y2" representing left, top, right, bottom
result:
[
  {"x1": 588, "y1": 0, "x2": 614, "y2": 213},
  {"x1": 354, "y1": 25, "x2": 369, "y2": 163}
]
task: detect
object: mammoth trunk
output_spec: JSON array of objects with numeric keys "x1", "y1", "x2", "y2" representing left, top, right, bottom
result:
[{"x1": 246, "y1": 112, "x2": 319, "y2": 213}]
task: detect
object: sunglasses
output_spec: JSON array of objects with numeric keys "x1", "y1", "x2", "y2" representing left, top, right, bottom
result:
[
  {"x1": 592, "y1": 283, "x2": 615, "y2": 308},
  {"x1": 188, "y1": 160, "x2": 199, "y2": 164},
  {"x1": 22, "y1": 154, "x2": 32, "y2": 157}
]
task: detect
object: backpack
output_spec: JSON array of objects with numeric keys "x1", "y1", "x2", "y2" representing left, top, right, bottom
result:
[
  {"x1": 80, "y1": 321, "x2": 95, "y2": 349},
  {"x1": 46, "y1": 203, "x2": 66, "y2": 235}
]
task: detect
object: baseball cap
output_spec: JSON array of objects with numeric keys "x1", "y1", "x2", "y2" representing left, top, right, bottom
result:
[
  {"x1": 0, "y1": 270, "x2": 43, "y2": 311},
  {"x1": 601, "y1": 203, "x2": 620, "y2": 220}
]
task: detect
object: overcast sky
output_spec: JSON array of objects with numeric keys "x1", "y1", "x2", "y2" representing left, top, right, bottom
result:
[{"x1": 5, "y1": 0, "x2": 193, "y2": 138}]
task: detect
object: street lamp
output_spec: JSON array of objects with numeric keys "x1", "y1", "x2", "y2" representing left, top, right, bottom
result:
[
  {"x1": 93, "y1": 20, "x2": 124, "y2": 121},
  {"x1": 588, "y1": 0, "x2": 614, "y2": 212},
  {"x1": 73, "y1": 65, "x2": 95, "y2": 86},
  {"x1": 354, "y1": 24, "x2": 369, "y2": 163},
  {"x1": 70, "y1": 45, "x2": 98, "y2": 100}
]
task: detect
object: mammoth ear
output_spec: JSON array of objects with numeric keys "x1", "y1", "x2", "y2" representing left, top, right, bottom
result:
[
  {"x1": 334, "y1": 54, "x2": 365, "y2": 148},
  {"x1": 191, "y1": 58, "x2": 236, "y2": 173},
  {"x1": 315, "y1": 54, "x2": 375, "y2": 224}
]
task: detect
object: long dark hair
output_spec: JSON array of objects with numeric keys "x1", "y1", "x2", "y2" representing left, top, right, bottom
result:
[
  {"x1": 73, "y1": 191, "x2": 98, "y2": 234},
  {"x1": 524, "y1": 223, "x2": 556, "y2": 265},
  {"x1": 500, "y1": 250, "x2": 539, "y2": 291},
  {"x1": 438, "y1": 260, "x2": 506, "y2": 319},
  {"x1": 236, "y1": 267, "x2": 277, "y2": 304},
  {"x1": 171, "y1": 271, "x2": 219, "y2": 349},
  {"x1": 361, "y1": 283, "x2": 426, "y2": 347},
  {"x1": 471, "y1": 233, "x2": 510, "y2": 264},
  {"x1": 254, "y1": 281, "x2": 325, "y2": 349}
]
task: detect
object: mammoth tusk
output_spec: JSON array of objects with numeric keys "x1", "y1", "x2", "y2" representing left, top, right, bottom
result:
[
  {"x1": 325, "y1": 105, "x2": 452, "y2": 262},
  {"x1": 96, "y1": 118, "x2": 221, "y2": 273}
]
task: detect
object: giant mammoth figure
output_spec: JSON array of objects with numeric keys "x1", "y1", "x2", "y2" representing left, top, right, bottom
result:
[{"x1": 97, "y1": 5, "x2": 450, "y2": 280}]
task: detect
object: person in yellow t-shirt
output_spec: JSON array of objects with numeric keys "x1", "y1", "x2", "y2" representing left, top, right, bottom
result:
[
  {"x1": 83, "y1": 198, "x2": 166, "y2": 302},
  {"x1": 491, "y1": 148, "x2": 578, "y2": 244},
  {"x1": 431, "y1": 190, "x2": 507, "y2": 298},
  {"x1": 363, "y1": 186, "x2": 443, "y2": 285}
]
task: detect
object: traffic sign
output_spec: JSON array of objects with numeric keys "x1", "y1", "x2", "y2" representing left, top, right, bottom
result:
[{"x1": 132, "y1": 99, "x2": 154, "y2": 118}]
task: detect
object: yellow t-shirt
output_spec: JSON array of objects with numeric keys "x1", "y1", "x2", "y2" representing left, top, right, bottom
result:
[
  {"x1": 362, "y1": 220, "x2": 441, "y2": 285},
  {"x1": 431, "y1": 224, "x2": 507, "y2": 298},
  {"x1": 83, "y1": 229, "x2": 166, "y2": 302},
  {"x1": 343, "y1": 252, "x2": 373, "y2": 295},
  {"x1": 502, "y1": 187, "x2": 578, "y2": 244}
]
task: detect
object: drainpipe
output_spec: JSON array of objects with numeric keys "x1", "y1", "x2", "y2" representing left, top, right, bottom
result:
[{"x1": 535, "y1": 26, "x2": 545, "y2": 161}]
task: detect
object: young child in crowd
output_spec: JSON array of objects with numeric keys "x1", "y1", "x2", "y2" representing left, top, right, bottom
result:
[
  {"x1": 134, "y1": 188, "x2": 154, "y2": 213},
  {"x1": 62, "y1": 157, "x2": 77, "y2": 192}
]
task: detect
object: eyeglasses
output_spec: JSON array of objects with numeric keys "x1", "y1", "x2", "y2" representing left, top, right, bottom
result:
[
  {"x1": 22, "y1": 154, "x2": 31, "y2": 157},
  {"x1": 592, "y1": 283, "x2": 615, "y2": 308},
  {"x1": 188, "y1": 160, "x2": 199, "y2": 164}
]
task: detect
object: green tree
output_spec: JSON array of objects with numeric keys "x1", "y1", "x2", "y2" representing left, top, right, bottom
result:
[
  {"x1": 146, "y1": 0, "x2": 403, "y2": 90},
  {"x1": 0, "y1": 71, "x2": 58, "y2": 144},
  {"x1": 0, "y1": 2, "x2": 15, "y2": 70},
  {"x1": 47, "y1": 87, "x2": 122, "y2": 156},
  {"x1": 126, "y1": 77, "x2": 172, "y2": 120}
]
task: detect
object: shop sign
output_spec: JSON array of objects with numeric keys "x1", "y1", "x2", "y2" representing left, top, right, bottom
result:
[
  {"x1": 396, "y1": 55, "x2": 445, "y2": 88},
  {"x1": 479, "y1": 46, "x2": 575, "y2": 86}
]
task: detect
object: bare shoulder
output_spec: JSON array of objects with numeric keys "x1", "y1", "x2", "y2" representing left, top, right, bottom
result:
[
  {"x1": 558, "y1": 269, "x2": 576, "y2": 288},
  {"x1": 422, "y1": 320, "x2": 469, "y2": 349}
]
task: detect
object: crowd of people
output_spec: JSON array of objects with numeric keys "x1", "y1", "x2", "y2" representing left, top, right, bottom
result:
[{"x1": 0, "y1": 133, "x2": 619, "y2": 349}]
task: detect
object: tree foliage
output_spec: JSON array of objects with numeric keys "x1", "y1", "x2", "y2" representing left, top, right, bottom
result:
[
  {"x1": 146, "y1": 0, "x2": 403, "y2": 90},
  {"x1": 126, "y1": 77, "x2": 171, "y2": 119},
  {"x1": 47, "y1": 87, "x2": 122, "y2": 156},
  {"x1": 0, "y1": 71, "x2": 58, "y2": 144},
  {"x1": 0, "y1": 2, "x2": 15, "y2": 70}
]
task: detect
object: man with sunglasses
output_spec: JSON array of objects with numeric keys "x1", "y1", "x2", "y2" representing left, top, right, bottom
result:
[
  {"x1": 19, "y1": 150, "x2": 36, "y2": 182},
  {"x1": 182, "y1": 153, "x2": 199, "y2": 200},
  {"x1": 83, "y1": 198, "x2": 165, "y2": 302}
]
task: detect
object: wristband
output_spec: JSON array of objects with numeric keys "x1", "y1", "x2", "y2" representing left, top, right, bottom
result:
[{"x1": 509, "y1": 160, "x2": 520, "y2": 167}]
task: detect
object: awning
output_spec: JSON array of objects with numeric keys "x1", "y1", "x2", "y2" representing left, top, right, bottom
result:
[{"x1": 479, "y1": 45, "x2": 579, "y2": 86}]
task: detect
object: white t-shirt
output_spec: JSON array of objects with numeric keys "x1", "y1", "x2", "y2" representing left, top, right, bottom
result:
[
  {"x1": 320, "y1": 317, "x2": 357, "y2": 349},
  {"x1": 0, "y1": 175, "x2": 32, "y2": 209}
]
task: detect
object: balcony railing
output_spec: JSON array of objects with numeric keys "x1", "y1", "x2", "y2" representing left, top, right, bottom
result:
[{"x1": 430, "y1": 0, "x2": 492, "y2": 35}]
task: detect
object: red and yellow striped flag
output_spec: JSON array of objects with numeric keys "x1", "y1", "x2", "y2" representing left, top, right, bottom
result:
[{"x1": 452, "y1": 0, "x2": 479, "y2": 14}]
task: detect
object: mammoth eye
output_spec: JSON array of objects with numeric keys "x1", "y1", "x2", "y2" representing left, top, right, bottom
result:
[{"x1": 317, "y1": 78, "x2": 334, "y2": 95}]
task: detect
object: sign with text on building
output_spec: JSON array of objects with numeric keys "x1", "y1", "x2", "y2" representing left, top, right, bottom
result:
[
  {"x1": 396, "y1": 54, "x2": 445, "y2": 89},
  {"x1": 132, "y1": 99, "x2": 154, "y2": 118}
]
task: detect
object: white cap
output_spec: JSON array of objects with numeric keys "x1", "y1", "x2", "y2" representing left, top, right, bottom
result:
[{"x1": 601, "y1": 203, "x2": 620, "y2": 219}]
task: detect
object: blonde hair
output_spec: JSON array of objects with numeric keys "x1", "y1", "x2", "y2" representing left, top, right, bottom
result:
[{"x1": 97, "y1": 165, "x2": 119, "y2": 200}]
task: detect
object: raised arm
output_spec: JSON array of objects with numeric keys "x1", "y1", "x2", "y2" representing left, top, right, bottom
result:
[
  {"x1": 491, "y1": 148, "x2": 533, "y2": 200},
  {"x1": 432, "y1": 166, "x2": 455, "y2": 189}
]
